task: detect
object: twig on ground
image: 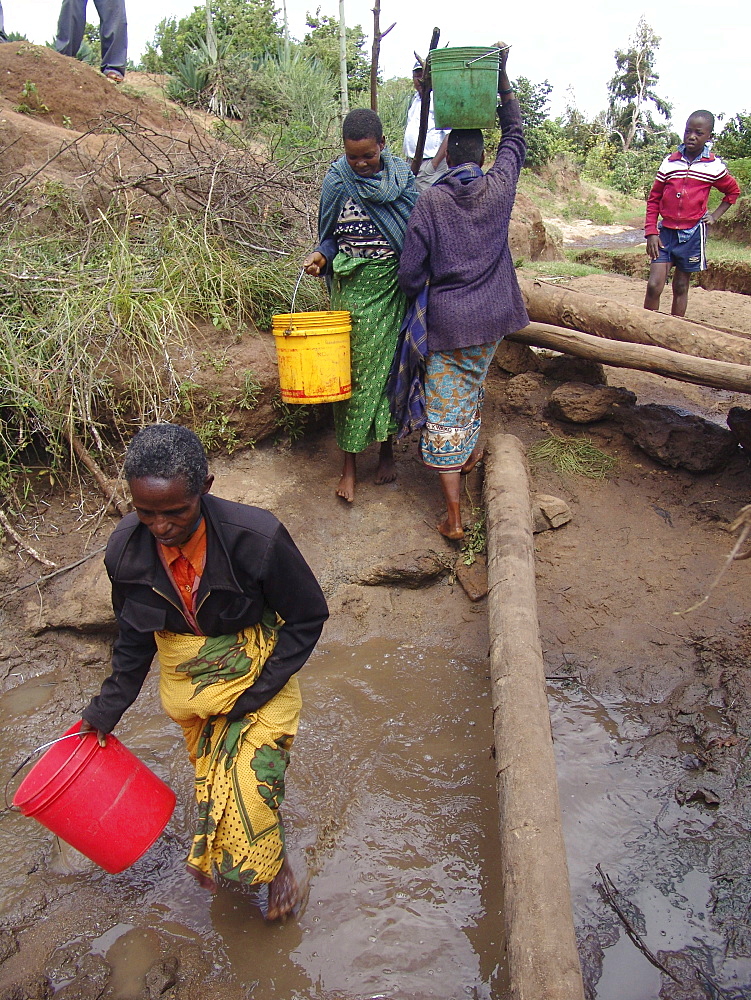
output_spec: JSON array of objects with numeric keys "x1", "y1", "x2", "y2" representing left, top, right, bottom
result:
[
  {"x1": 675, "y1": 505, "x2": 751, "y2": 615},
  {"x1": 0, "y1": 508, "x2": 57, "y2": 568},
  {"x1": 596, "y1": 864, "x2": 681, "y2": 984},
  {"x1": 0, "y1": 545, "x2": 106, "y2": 600}
]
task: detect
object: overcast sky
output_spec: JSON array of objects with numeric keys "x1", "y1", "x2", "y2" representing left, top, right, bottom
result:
[{"x1": 12, "y1": 0, "x2": 750, "y2": 132}]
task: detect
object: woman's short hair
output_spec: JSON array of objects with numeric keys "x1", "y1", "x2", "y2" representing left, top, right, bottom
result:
[
  {"x1": 343, "y1": 108, "x2": 384, "y2": 143},
  {"x1": 447, "y1": 129, "x2": 484, "y2": 167},
  {"x1": 123, "y1": 424, "x2": 208, "y2": 496}
]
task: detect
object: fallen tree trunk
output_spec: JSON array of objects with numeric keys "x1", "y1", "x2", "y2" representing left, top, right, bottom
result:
[
  {"x1": 519, "y1": 277, "x2": 751, "y2": 366},
  {"x1": 509, "y1": 322, "x2": 751, "y2": 394},
  {"x1": 484, "y1": 433, "x2": 585, "y2": 1000}
]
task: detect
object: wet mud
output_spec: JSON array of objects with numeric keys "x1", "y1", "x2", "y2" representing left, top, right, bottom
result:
[{"x1": 2, "y1": 274, "x2": 751, "y2": 998}]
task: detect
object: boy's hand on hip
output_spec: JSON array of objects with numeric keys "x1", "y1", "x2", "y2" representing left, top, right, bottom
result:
[{"x1": 646, "y1": 234, "x2": 663, "y2": 260}]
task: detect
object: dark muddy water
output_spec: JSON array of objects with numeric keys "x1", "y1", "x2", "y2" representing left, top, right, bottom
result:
[
  {"x1": 553, "y1": 687, "x2": 751, "y2": 998},
  {"x1": 566, "y1": 227, "x2": 645, "y2": 250},
  {"x1": 2, "y1": 642, "x2": 505, "y2": 999},
  {"x1": 3, "y1": 645, "x2": 750, "y2": 997}
]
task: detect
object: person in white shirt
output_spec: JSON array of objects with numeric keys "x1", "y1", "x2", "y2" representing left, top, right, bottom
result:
[{"x1": 402, "y1": 60, "x2": 450, "y2": 193}]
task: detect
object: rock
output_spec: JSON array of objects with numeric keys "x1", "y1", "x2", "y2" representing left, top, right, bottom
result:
[
  {"x1": 537, "y1": 356, "x2": 606, "y2": 385},
  {"x1": 26, "y1": 556, "x2": 115, "y2": 634},
  {"x1": 727, "y1": 405, "x2": 751, "y2": 451},
  {"x1": 495, "y1": 340, "x2": 540, "y2": 375},
  {"x1": 509, "y1": 191, "x2": 563, "y2": 262},
  {"x1": 455, "y1": 554, "x2": 488, "y2": 602},
  {"x1": 501, "y1": 372, "x2": 551, "y2": 416},
  {"x1": 534, "y1": 494, "x2": 572, "y2": 530},
  {"x1": 616, "y1": 403, "x2": 738, "y2": 472},
  {"x1": 546, "y1": 382, "x2": 636, "y2": 424},
  {"x1": 356, "y1": 550, "x2": 448, "y2": 588},
  {"x1": 145, "y1": 957, "x2": 179, "y2": 999}
]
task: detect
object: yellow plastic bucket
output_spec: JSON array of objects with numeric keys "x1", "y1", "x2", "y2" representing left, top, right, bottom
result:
[{"x1": 272, "y1": 311, "x2": 352, "y2": 404}]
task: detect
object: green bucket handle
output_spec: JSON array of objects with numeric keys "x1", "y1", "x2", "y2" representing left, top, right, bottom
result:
[{"x1": 463, "y1": 43, "x2": 510, "y2": 67}]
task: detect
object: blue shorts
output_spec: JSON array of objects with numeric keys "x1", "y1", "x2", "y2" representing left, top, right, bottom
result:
[{"x1": 653, "y1": 223, "x2": 706, "y2": 272}]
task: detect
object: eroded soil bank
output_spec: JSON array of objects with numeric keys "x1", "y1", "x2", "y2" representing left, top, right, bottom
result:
[{"x1": 1, "y1": 272, "x2": 751, "y2": 999}]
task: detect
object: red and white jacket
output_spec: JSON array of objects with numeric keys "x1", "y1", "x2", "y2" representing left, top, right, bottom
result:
[{"x1": 644, "y1": 148, "x2": 740, "y2": 236}]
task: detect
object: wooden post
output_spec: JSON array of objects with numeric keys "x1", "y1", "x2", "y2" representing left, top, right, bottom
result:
[
  {"x1": 338, "y1": 0, "x2": 349, "y2": 115},
  {"x1": 410, "y1": 27, "x2": 439, "y2": 176},
  {"x1": 369, "y1": 0, "x2": 395, "y2": 112},
  {"x1": 484, "y1": 433, "x2": 585, "y2": 1000}
]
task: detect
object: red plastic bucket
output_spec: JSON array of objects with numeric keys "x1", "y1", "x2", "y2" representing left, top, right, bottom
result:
[{"x1": 12, "y1": 721, "x2": 176, "y2": 874}]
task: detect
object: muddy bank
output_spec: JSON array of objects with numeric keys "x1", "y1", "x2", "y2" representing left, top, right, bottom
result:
[
  {"x1": 571, "y1": 245, "x2": 751, "y2": 297},
  {"x1": 2, "y1": 274, "x2": 751, "y2": 997}
]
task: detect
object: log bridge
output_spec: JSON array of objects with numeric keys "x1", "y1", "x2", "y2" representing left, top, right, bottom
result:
[{"x1": 513, "y1": 277, "x2": 751, "y2": 395}]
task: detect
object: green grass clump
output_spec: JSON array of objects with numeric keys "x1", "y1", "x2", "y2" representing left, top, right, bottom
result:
[
  {"x1": 562, "y1": 199, "x2": 615, "y2": 225},
  {"x1": 524, "y1": 258, "x2": 607, "y2": 280},
  {"x1": 528, "y1": 434, "x2": 616, "y2": 480},
  {"x1": 705, "y1": 237, "x2": 751, "y2": 266},
  {"x1": 0, "y1": 209, "x2": 327, "y2": 497}
]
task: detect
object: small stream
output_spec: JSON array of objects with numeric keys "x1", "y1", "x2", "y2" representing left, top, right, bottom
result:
[{"x1": 2, "y1": 644, "x2": 750, "y2": 997}]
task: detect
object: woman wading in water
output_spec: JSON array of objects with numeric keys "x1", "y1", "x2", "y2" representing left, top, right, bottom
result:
[
  {"x1": 303, "y1": 108, "x2": 417, "y2": 502},
  {"x1": 80, "y1": 424, "x2": 328, "y2": 919}
]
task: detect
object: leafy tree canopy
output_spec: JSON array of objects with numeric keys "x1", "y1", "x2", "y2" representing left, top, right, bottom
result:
[
  {"x1": 512, "y1": 76, "x2": 560, "y2": 169},
  {"x1": 302, "y1": 9, "x2": 370, "y2": 99},
  {"x1": 607, "y1": 16, "x2": 672, "y2": 151},
  {"x1": 143, "y1": 0, "x2": 282, "y2": 74},
  {"x1": 715, "y1": 112, "x2": 751, "y2": 159}
]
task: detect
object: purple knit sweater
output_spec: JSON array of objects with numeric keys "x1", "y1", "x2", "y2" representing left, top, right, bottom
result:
[{"x1": 397, "y1": 99, "x2": 529, "y2": 351}]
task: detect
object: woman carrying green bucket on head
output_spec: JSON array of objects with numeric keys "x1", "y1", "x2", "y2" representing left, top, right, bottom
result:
[{"x1": 303, "y1": 108, "x2": 418, "y2": 503}]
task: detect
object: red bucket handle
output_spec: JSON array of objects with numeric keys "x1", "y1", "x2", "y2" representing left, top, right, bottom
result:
[{"x1": 3, "y1": 731, "x2": 103, "y2": 811}]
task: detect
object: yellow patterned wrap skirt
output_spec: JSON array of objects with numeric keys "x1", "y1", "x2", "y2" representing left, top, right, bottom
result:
[{"x1": 156, "y1": 620, "x2": 302, "y2": 886}]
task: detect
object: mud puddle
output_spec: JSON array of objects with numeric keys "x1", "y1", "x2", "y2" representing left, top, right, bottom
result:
[
  {"x1": 552, "y1": 687, "x2": 751, "y2": 998},
  {"x1": 2, "y1": 641, "x2": 506, "y2": 999},
  {"x1": 565, "y1": 227, "x2": 645, "y2": 250}
]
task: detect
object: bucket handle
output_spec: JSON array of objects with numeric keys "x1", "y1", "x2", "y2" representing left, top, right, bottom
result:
[
  {"x1": 3, "y1": 731, "x2": 102, "y2": 812},
  {"x1": 464, "y1": 43, "x2": 510, "y2": 67},
  {"x1": 283, "y1": 267, "x2": 307, "y2": 336}
]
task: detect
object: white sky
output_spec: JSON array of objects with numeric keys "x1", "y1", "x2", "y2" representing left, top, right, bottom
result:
[{"x1": 11, "y1": 0, "x2": 751, "y2": 132}]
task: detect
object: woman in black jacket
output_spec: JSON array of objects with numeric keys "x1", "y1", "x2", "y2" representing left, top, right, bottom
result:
[{"x1": 81, "y1": 424, "x2": 328, "y2": 919}]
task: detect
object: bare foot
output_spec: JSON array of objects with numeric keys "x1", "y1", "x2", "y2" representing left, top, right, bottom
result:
[
  {"x1": 437, "y1": 517, "x2": 464, "y2": 541},
  {"x1": 460, "y1": 446, "x2": 484, "y2": 476},
  {"x1": 187, "y1": 865, "x2": 217, "y2": 893},
  {"x1": 266, "y1": 856, "x2": 300, "y2": 921},
  {"x1": 374, "y1": 440, "x2": 396, "y2": 485},
  {"x1": 337, "y1": 451, "x2": 356, "y2": 503}
]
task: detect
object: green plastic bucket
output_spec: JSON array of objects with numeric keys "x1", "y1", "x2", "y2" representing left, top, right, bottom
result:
[{"x1": 428, "y1": 46, "x2": 500, "y2": 129}]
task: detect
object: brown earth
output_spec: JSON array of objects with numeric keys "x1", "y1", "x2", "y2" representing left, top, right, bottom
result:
[
  {"x1": 2, "y1": 272, "x2": 751, "y2": 998},
  {"x1": 2, "y1": 46, "x2": 751, "y2": 1000}
]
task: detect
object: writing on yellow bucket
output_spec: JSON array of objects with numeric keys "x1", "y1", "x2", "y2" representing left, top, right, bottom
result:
[{"x1": 272, "y1": 311, "x2": 352, "y2": 404}]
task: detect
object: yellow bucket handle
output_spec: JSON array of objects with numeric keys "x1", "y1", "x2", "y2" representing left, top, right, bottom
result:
[
  {"x1": 464, "y1": 43, "x2": 510, "y2": 67},
  {"x1": 284, "y1": 267, "x2": 307, "y2": 336}
]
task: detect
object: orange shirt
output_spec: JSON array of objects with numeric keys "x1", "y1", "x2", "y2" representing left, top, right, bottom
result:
[{"x1": 159, "y1": 518, "x2": 207, "y2": 615}]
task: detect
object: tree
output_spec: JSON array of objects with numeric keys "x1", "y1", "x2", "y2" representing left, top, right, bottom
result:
[
  {"x1": 143, "y1": 0, "x2": 281, "y2": 74},
  {"x1": 715, "y1": 112, "x2": 751, "y2": 159},
  {"x1": 607, "y1": 17, "x2": 672, "y2": 151},
  {"x1": 512, "y1": 76, "x2": 560, "y2": 169},
  {"x1": 302, "y1": 9, "x2": 370, "y2": 100}
]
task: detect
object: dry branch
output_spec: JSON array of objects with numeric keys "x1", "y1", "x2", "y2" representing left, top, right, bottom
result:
[
  {"x1": 520, "y1": 278, "x2": 751, "y2": 366},
  {"x1": 509, "y1": 322, "x2": 751, "y2": 394}
]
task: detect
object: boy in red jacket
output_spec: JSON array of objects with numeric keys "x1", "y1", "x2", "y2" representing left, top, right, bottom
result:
[{"x1": 644, "y1": 111, "x2": 740, "y2": 316}]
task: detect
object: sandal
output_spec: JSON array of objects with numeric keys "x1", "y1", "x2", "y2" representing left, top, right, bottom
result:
[{"x1": 104, "y1": 70, "x2": 124, "y2": 83}]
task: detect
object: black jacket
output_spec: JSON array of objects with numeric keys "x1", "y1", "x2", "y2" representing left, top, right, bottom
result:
[{"x1": 83, "y1": 494, "x2": 328, "y2": 733}]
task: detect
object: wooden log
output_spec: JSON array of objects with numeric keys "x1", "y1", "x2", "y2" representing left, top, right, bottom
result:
[
  {"x1": 509, "y1": 322, "x2": 751, "y2": 394},
  {"x1": 484, "y1": 433, "x2": 585, "y2": 1000},
  {"x1": 519, "y1": 277, "x2": 751, "y2": 367}
]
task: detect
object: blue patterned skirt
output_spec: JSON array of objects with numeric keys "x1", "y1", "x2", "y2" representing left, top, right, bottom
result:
[{"x1": 419, "y1": 342, "x2": 499, "y2": 471}]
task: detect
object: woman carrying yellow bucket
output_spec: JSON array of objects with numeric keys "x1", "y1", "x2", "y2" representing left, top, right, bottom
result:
[{"x1": 303, "y1": 108, "x2": 417, "y2": 503}]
